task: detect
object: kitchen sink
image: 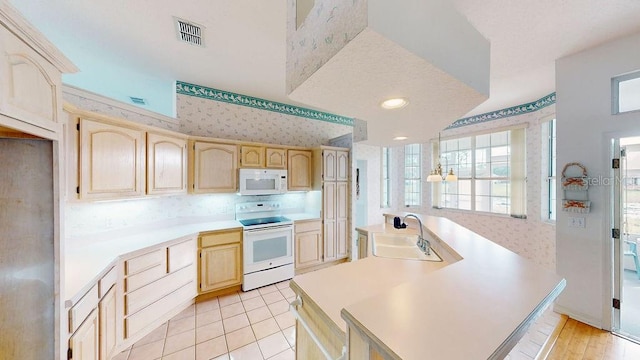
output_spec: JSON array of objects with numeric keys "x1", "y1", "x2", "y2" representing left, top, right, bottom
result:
[{"x1": 372, "y1": 233, "x2": 442, "y2": 262}]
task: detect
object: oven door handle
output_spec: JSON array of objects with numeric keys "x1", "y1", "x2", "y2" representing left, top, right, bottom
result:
[{"x1": 243, "y1": 224, "x2": 293, "y2": 234}]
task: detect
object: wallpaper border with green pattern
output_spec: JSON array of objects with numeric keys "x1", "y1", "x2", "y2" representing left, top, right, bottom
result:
[{"x1": 176, "y1": 81, "x2": 354, "y2": 126}]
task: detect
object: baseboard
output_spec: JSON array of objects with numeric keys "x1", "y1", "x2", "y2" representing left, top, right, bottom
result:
[
  {"x1": 535, "y1": 314, "x2": 568, "y2": 360},
  {"x1": 552, "y1": 304, "x2": 603, "y2": 329}
]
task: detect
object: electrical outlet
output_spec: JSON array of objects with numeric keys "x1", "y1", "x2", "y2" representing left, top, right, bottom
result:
[{"x1": 568, "y1": 217, "x2": 586, "y2": 228}]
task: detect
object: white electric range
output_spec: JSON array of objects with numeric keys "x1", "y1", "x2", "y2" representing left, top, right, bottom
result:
[{"x1": 236, "y1": 201, "x2": 294, "y2": 291}]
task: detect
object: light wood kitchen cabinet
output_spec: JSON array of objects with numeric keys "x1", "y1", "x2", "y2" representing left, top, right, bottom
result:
[
  {"x1": 265, "y1": 147, "x2": 287, "y2": 168},
  {"x1": 99, "y1": 287, "x2": 117, "y2": 360},
  {"x1": 321, "y1": 149, "x2": 349, "y2": 182},
  {"x1": 78, "y1": 118, "x2": 146, "y2": 200},
  {"x1": 0, "y1": 8, "x2": 76, "y2": 140},
  {"x1": 121, "y1": 237, "x2": 197, "y2": 343},
  {"x1": 240, "y1": 145, "x2": 265, "y2": 168},
  {"x1": 288, "y1": 149, "x2": 313, "y2": 190},
  {"x1": 315, "y1": 146, "x2": 350, "y2": 262},
  {"x1": 290, "y1": 282, "x2": 345, "y2": 360},
  {"x1": 146, "y1": 132, "x2": 187, "y2": 195},
  {"x1": 68, "y1": 309, "x2": 99, "y2": 360},
  {"x1": 240, "y1": 145, "x2": 287, "y2": 169},
  {"x1": 336, "y1": 150, "x2": 349, "y2": 182},
  {"x1": 356, "y1": 230, "x2": 368, "y2": 260},
  {"x1": 190, "y1": 141, "x2": 238, "y2": 193},
  {"x1": 294, "y1": 220, "x2": 323, "y2": 270},
  {"x1": 199, "y1": 229, "x2": 243, "y2": 293}
]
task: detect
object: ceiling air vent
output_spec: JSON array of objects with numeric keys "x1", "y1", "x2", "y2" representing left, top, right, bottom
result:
[
  {"x1": 174, "y1": 17, "x2": 205, "y2": 47},
  {"x1": 129, "y1": 97, "x2": 147, "y2": 105}
]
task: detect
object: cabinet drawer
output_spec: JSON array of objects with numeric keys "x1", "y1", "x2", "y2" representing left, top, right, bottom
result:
[
  {"x1": 125, "y1": 264, "x2": 194, "y2": 315},
  {"x1": 168, "y1": 239, "x2": 195, "y2": 272},
  {"x1": 200, "y1": 230, "x2": 241, "y2": 248},
  {"x1": 69, "y1": 283, "x2": 99, "y2": 333},
  {"x1": 125, "y1": 248, "x2": 165, "y2": 275},
  {"x1": 125, "y1": 264, "x2": 166, "y2": 293},
  {"x1": 99, "y1": 266, "x2": 117, "y2": 297},
  {"x1": 124, "y1": 281, "x2": 195, "y2": 339},
  {"x1": 295, "y1": 220, "x2": 321, "y2": 233}
]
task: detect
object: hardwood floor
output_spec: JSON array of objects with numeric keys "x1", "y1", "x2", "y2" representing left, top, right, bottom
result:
[{"x1": 547, "y1": 318, "x2": 640, "y2": 360}]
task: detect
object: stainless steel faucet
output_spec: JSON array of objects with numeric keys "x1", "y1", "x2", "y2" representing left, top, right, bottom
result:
[{"x1": 402, "y1": 214, "x2": 431, "y2": 255}]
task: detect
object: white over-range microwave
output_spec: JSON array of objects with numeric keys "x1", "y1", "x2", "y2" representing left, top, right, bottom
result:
[{"x1": 238, "y1": 168, "x2": 288, "y2": 195}]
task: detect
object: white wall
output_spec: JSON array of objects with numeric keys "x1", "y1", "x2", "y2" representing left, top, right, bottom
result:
[
  {"x1": 390, "y1": 104, "x2": 557, "y2": 270},
  {"x1": 555, "y1": 31, "x2": 640, "y2": 329}
]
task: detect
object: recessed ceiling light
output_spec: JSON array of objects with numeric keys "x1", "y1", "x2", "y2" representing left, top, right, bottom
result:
[
  {"x1": 381, "y1": 98, "x2": 408, "y2": 109},
  {"x1": 393, "y1": 136, "x2": 408, "y2": 141}
]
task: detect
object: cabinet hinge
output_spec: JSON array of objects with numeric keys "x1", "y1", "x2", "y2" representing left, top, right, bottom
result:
[
  {"x1": 76, "y1": 186, "x2": 80, "y2": 194},
  {"x1": 621, "y1": 148, "x2": 627, "y2": 157},
  {"x1": 67, "y1": 347, "x2": 72, "y2": 360},
  {"x1": 613, "y1": 298, "x2": 621, "y2": 309},
  {"x1": 612, "y1": 228, "x2": 621, "y2": 239},
  {"x1": 76, "y1": 123, "x2": 80, "y2": 131},
  {"x1": 199, "y1": 283, "x2": 201, "y2": 289},
  {"x1": 612, "y1": 158, "x2": 620, "y2": 169}
]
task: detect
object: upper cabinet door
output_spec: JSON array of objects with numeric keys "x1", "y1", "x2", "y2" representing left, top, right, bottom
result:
[
  {"x1": 0, "y1": 26, "x2": 63, "y2": 138},
  {"x1": 265, "y1": 148, "x2": 287, "y2": 169},
  {"x1": 79, "y1": 118, "x2": 145, "y2": 200},
  {"x1": 240, "y1": 145, "x2": 264, "y2": 168},
  {"x1": 191, "y1": 142, "x2": 238, "y2": 193},
  {"x1": 336, "y1": 150, "x2": 349, "y2": 182},
  {"x1": 147, "y1": 132, "x2": 187, "y2": 195},
  {"x1": 323, "y1": 150, "x2": 337, "y2": 181},
  {"x1": 288, "y1": 149, "x2": 312, "y2": 191}
]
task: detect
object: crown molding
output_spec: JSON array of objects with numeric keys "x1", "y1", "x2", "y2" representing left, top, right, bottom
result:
[
  {"x1": 448, "y1": 92, "x2": 556, "y2": 129},
  {"x1": 176, "y1": 81, "x2": 354, "y2": 127},
  {"x1": 0, "y1": 1, "x2": 77, "y2": 73}
]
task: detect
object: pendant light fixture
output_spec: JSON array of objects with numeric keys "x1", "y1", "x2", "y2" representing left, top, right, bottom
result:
[{"x1": 427, "y1": 133, "x2": 458, "y2": 182}]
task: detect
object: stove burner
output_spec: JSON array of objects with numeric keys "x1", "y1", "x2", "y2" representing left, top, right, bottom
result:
[{"x1": 238, "y1": 216, "x2": 291, "y2": 227}]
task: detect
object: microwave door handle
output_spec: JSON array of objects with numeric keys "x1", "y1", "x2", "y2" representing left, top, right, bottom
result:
[{"x1": 244, "y1": 225, "x2": 292, "y2": 234}]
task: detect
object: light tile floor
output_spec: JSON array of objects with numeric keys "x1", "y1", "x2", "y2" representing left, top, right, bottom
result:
[{"x1": 112, "y1": 280, "x2": 296, "y2": 360}]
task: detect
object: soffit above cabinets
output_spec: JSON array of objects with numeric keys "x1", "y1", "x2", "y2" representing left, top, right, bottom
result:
[{"x1": 286, "y1": 0, "x2": 490, "y2": 146}]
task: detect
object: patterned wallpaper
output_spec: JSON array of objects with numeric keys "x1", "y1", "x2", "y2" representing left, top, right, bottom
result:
[
  {"x1": 177, "y1": 93, "x2": 352, "y2": 147},
  {"x1": 286, "y1": 0, "x2": 367, "y2": 93},
  {"x1": 391, "y1": 104, "x2": 557, "y2": 270}
]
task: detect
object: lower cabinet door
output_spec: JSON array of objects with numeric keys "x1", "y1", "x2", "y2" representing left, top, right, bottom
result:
[
  {"x1": 200, "y1": 243, "x2": 242, "y2": 293},
  {"x1": 295, "y1": 231, "x2": 323, "y2": 269},
  {"x1": 99, "y1": 287, "x2": 117, "y2": 360},
  {"x1": 69, "y1": 309, "x2": 99, "y2": 360}
]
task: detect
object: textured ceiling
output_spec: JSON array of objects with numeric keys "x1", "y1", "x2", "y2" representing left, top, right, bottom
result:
[{"x1": 11, "y1": 0, "x2": 640, "y2": 132}]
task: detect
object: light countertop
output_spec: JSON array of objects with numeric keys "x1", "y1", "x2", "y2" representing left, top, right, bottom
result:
[
  {"x1": 291, "y1": 214, "x2": 565, "y2": 359},
  {"x1": 64, "y1": 214, "x2": 315, "y2": 306}
]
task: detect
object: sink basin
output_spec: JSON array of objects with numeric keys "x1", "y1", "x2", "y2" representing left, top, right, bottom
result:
[{"x1": 372, "y1": 233, "x2": 442, "y2": 262}]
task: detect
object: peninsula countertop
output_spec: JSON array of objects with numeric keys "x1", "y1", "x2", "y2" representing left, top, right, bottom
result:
[{"x1": 291, "y1": 214, "x2": 565, "y2": 359}]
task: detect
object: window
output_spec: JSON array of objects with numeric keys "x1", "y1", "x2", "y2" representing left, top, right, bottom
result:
[
  {"x1": 404, "y1": 144, "x2": 421, "y2": 207},
  {"x1": 613, "y1": 71, "x2": 640, "y2": 114},
  {"x1": 544, "y1": 118, "x2": 557, "y2": 221},
  {"x1": 381, "y1": 147, "x2": 391, "y2": 208},
  {"x1": 438, "y1": 129, "x2": 526, "y2": 216}
]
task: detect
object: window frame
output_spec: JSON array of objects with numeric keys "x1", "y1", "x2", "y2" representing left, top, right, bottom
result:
[
  {"x1": 543, "y1": 117, "x2": 557, "y2": 221},
  {"x1": 404, "y1": 143, "x2": 422, "y2": 207},
  {"x1": 612, "y1": 70, "x2": 640, "y2": 114},
  {"x1": 381, "y1": 147, "x2": 391, "y2": 208},
  {"x1": 436, "y1": 127, "x2": 526, "y2": 216}
]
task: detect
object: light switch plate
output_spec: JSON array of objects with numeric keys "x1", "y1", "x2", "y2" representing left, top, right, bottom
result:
[{"x1": 568, "y1": 217, "x2": 586, "y2": 228}]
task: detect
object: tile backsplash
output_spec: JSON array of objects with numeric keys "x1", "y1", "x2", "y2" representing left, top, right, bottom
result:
[{"x1": 66, "y1": 192, "x2": 321, "y2": 242}]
